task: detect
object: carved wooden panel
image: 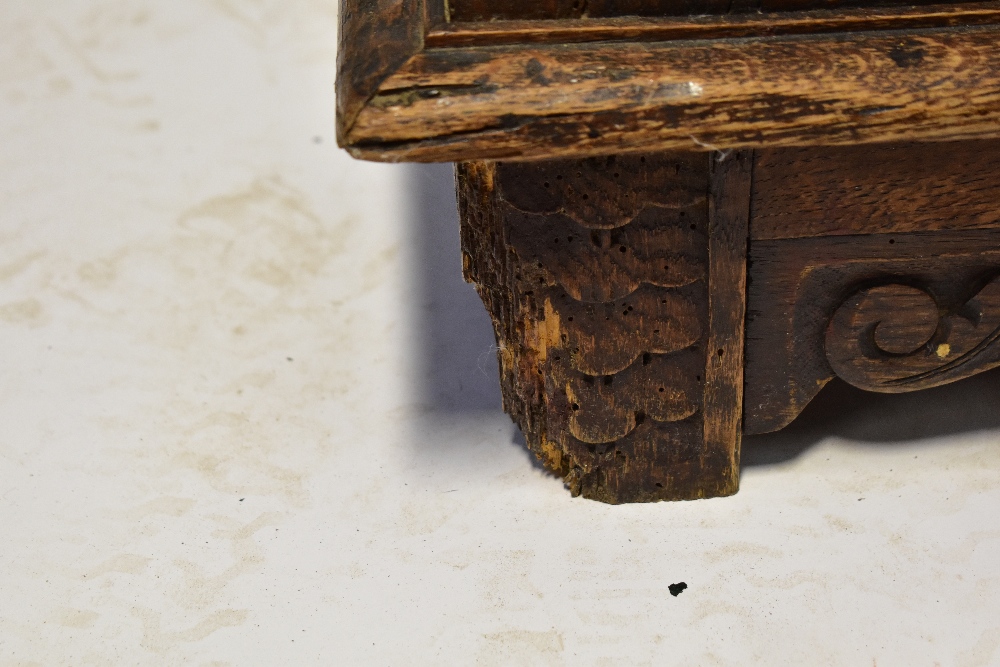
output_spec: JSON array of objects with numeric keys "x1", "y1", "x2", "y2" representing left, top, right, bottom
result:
[
  {"x1": 744, "y1": 230, "x2": 1000, "y2": 434},
  {"x1": 826, "y1": 275, "x2": 1000, "y2": 392},
  {"x1": 459, "y1": 151, "x2": 749, "y2": 502}
]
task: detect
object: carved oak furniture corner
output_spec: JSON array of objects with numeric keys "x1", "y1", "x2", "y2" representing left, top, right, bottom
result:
[{"x1": 338, "y1": 0, "x2": 1000, "y2": 502}]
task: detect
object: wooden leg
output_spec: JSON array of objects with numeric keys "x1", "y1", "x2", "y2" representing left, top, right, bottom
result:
[{"x1": 458, "y1": 151, "x2": 751, "y2": 503}]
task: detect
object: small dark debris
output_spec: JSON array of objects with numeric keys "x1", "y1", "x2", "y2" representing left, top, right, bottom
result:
[
  {"x1": 240, "y1": 498, "x2": 245, "y2": 502},
  {"x1": 669, "y1": 582, "x2": 688, "y2": 597},
  {"x1": 287, "y1": 357, "x2": 294, "y2": 362}
]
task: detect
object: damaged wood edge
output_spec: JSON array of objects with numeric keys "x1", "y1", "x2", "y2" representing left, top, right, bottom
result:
[
  {"x1": 344, "y1": 119, "x2": 1000, "y2": 164},
  {"x1": 426, "y1": 1, "x2": 1000, "y2": 48},
  {"x1": 339, "y1": 27, "x2": 1000, "y2": 164},
  {"x1": 335, "y1": 0, "x2": 427, "y2": 144},
  {"x1": 704, "y1": 149, "x2": 753, "y2": 496}
]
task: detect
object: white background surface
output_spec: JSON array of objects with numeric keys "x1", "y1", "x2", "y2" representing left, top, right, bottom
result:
[{"x1": 2, "y1": 2, "x2": 1000, "y2": 664}]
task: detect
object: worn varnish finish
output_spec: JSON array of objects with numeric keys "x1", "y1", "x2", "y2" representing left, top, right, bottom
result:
[
  {"x1": 459, "y1": 152, "x2": 748, "y2": 502},
  {"x1": 338, "y1": 0, "x2": 1000, "y2": 163},
  {"x1": 704, "y1": 151, "x2": 751, "y2": 492},
  {"x1": 335, "y1": 0, "x2": 424, "y2": 145},
  {"x1": 340, "y1": 0, "x2": 1000, "y2": 501},
  {"x1": 346, "y1": 29, "x2": 1000, "y2": 163}
]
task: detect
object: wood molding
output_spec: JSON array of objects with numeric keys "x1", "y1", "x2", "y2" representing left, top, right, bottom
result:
[
  {"x1": 341, "y1": 24, "x2": 1000, "y2": 163},
  {"x1": 428, "y1": 2, "x2": 1000, "y2": 47},
  {"x1": 336, "y1": 0, "x2": 426, "y2": 143}
]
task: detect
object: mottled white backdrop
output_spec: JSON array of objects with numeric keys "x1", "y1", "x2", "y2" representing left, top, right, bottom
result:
[{"x1": 1, "y1": 2, "x2": 999, "y2": 664}]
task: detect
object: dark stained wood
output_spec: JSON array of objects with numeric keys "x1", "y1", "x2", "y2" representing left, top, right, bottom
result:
[
  {"x1": 428, "y1": 2, "x2": 1000, "y2": 48},
  {"x1": 425, "y1": 0, "x2": 446, "y2": 26},
  {"x1": 826, "y1": 277, "x2": 1000, "y2": 391},
  {"x1": 751, "y1": 140, "x2": 1000, "y2": 240},
  {"x1": 704, "y1": 150, "x2": 752, "y2": 492},
  {"x1": 336, "y1": 0, "x2": 426, "y2": 144},
  {"x1": 744, "y1": 229, "x2": 1000, "y2": 435},
  {"x1": 459, "y1": 151, "x2": 747, "y2": 502},
  {"x1": 447, "y1": 0, "x2": 971, "y2": 21},
  {"x1": 345, "y1": 27, "x2": 1000, "y2": 163},
  {"x1": 341, "y1": 1, "x2": 1000, "y2": 502}
]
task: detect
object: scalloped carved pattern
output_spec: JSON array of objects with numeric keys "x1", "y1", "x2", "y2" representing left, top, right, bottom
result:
[
  {"x1": 542, "y1": 286, "x2": 702, "y2": 376},
  {"x1": 497, "y1": 154, "x2": 708, "y2": 229},
  {"x1": 507, "y1": 205, "x2": 707, "y2": 302},
  {"x1": 560, "y1": 420, "x2": 705, "y2": 501},
  {"x1": 826, "y1": 274, "x2": 1000, "y2": 392},
  {"x1": 550, "y1": 349, "x2": 703, "y2": 443},
  {"x1": 457, "y1": 153, "x2": 726, "y2": 504}
]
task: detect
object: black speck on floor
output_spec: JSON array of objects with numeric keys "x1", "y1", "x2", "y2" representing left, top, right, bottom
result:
[{"x1": 669, "y1": 582, "x2": 688, "y2": 597}]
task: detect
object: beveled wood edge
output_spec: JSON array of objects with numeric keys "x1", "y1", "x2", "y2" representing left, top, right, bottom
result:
[
  {"x1": 336, "y1": 0, "x2": 427, "y2": 145},
  {"x1": 426, "y1": 1, "x2": 1000, "y2": 47},
  {"x1": 342, "y1": 26, "x2": 1000, "y2": 163}
]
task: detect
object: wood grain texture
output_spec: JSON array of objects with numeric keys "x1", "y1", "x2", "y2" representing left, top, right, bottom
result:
[
  {"x1": 752, "y1": 140, "x2": 1000, "y2": 240},
  {"x1": 345, "y1": 27, "x2": 1000, "y2": 163},
  {"x1": 460, "y1": 151, "x2": 747, "y2": 502},
  {"x1": 826, "y1": 276, "x2": 1000, "y2": 391},
  {"x1": 704, "y1": 150, "x2": 751, "y2": 490},
  {"x1": 429, "y1": 2, "x2": 1000, "y2": 47},
  {"x1": 744, "y1": 230, "x2": 1000, "y2": 435},
  {"x1": 447, "y1": 0, "x2": 970, "y2": 21},
  {"x1": 336, "y1": 0, "x2": 425, "y2": 144}
]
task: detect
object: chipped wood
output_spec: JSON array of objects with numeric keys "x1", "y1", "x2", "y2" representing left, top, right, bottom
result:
[
  {"x1": 344, "y1": 28, "x2": 1000, "y2": 163},
  {"x1": 459, "y1": 151, "x2": 748, "y2": 502}
]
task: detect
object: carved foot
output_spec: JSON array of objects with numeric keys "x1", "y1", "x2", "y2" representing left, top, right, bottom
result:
[{"x1": 458, "y1": 152, "x2": 749, "y2": 503}]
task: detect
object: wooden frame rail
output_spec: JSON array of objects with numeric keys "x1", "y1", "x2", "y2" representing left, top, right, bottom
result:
[{"x1": 338, "y1": 0, "x2": 1000, "y2": 162}]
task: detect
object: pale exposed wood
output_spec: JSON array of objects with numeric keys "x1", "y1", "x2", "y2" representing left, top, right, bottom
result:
[
  {"x1": 428, "y1": 2, "x2": 1000, "y2": 48},
  {"x1": 344, "y1": 28, "x2": 1000, "y2": 163}
]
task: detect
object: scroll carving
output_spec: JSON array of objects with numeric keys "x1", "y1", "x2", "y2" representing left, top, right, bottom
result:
[{"x1": 825, "y1": 275, "x2": 1000, "y2": 392}]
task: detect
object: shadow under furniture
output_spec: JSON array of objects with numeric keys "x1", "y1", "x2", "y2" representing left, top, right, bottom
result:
[{"x1": 338, "y1": 0, "x2": 1000, "y2": 502}]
